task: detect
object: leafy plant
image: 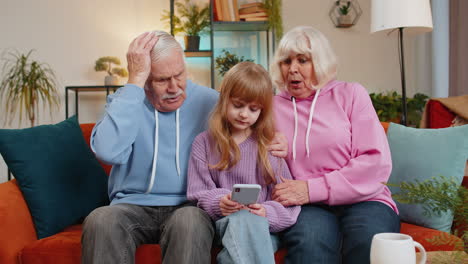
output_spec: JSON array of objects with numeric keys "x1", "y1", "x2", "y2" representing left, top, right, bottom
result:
[
  {"x1": 407, "y1": 92, "x2": 430, "y2": 126},
  {"x1": 263, "y1": 0, "x2": 283, "y2": 40},
  {"x1": 94, "y1": 56, "x2": 128, "y2": 77},
  {"x1": 369, "y1": 91, "x2": 429, "y2": 127},
  {"x1": 161, "y1": 0, "x2": 210, "y2": 36},
  {"x1": 387, "y1": 176, "x2": 468, "y2": 256},
  {"x1": 336, "y1": 1, "x2": 351, "y2": 15},
  {"x1": 0, "y1": 49, "x2": 60, "y2": 127},
  {"x1": 215, "y1": 50, "x2": 254, "y2": 77}
]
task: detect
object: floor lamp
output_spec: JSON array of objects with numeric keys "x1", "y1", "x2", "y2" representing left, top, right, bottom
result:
[{"x1": 370, "y1": 0, "x2": 433, "y2": 126}]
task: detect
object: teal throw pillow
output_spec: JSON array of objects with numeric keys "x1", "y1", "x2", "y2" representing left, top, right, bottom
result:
[
  {"x1": 387, "y1": 123, "x2": 468, "y2": 233},
  {"x1": 0, "y1": 116, "x2": 109, "y2": 239}
]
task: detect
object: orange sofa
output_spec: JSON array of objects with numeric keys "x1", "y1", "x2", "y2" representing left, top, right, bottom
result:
[{"x1": 0, "y1": 122, "x2": 465, "y2": 264}]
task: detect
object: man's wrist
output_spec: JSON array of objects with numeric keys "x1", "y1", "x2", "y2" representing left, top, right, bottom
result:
[{"x1": 127, "y1": 76, "x2": 146, "y2": 88}]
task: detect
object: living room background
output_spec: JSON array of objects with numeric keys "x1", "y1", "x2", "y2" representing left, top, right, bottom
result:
[{"x1": 0, "y1": 0, "x2": 435, "y2": 182}]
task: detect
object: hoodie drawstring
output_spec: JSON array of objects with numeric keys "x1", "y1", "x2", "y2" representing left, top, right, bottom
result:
[
  {"x1": 292, "y1": 97, "x2": 298, "y2": 161},
  {"x1": 146, "y1": 109, "x2": 181, "y2": 194},
  {"x1": 175, "y1": 109, "x2": 181, "y2": 177},
  {"x1": 306, "y1": 89, "x2": 320, "y2": 157},
  {"x1": 146, "y1": 110, "x2": 159, "y2": 194},
  {"x1": 291, "y1": 89, "x2": 320, "y2": 160}
]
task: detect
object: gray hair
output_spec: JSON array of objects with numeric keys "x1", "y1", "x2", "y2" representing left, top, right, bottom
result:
[
  {"x1": 150, "y1": 30, "x2": 185, "y2": 63},
  {"x1": 270, "y1": 26, "x2": 338, "y2": 91}
]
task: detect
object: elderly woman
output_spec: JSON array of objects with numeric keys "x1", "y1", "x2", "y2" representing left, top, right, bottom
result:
[{"x1": 271, "y1": 26, "x2": 400, "y2": 264}]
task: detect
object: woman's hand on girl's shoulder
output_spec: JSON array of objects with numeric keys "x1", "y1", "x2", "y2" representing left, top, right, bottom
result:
[
  {"x1": 268, "y1": 132, "x2": 288, "y2": 158},
  {"x1": 220, "y1": 194, "x2": 243, "y2": 216},
  {"x1": 247, "y1": 203, "x2": 266, "y2": 217}
]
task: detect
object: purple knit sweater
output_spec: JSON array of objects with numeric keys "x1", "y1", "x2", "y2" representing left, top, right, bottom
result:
[{"x1": 187, "y1": 131, "x2": 301, "y2": 233}]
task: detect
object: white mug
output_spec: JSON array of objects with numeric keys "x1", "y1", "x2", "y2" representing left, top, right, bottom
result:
[{"x1": 370, "y1": 233, "x2": 426, "y2": 264}]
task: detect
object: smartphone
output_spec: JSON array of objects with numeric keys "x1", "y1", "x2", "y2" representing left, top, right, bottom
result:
[{"x1": 231, "y1": 184, "x2": 261, "y2": 205}]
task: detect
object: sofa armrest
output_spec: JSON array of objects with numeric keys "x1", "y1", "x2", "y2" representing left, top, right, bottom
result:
[
  {"x1": 0, "y1": 180, "x2": 37, "y2": 263},
  {"x1": 401, "y1": 222, "x2": 463, "y2": 252}
]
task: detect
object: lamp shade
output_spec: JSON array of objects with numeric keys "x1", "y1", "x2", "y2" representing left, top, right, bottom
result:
[{"x1": 370, "y1": 0, "x2": 433, "y2": 34}]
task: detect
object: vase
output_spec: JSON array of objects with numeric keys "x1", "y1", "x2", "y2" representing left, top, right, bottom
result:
[
  {"x1": 104, "y1": 76, "x2": 120, "y2": 86},
  {"x1": 184, "y1": 36, "x2": 200, "y2": 51},
  {"x1": 338, "y1": 15, "x2": 353, "y2": 27}
]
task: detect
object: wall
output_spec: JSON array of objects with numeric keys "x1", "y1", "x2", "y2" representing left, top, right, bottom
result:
[
  {"x1": 0, "y1": 0, "x2": 433, "y2": 182},
  {"x1": 282, "y1": 0, "x2": 432, "y2": 96}
]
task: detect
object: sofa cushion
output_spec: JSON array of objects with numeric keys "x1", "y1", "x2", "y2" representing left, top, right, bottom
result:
[
  {"x1": 0, "y1": 116, "x2": 109, "y2": 239},
  {"x1": 400, "y1": 222, "x2": 462, "y2": 252},
  {"x1": 20, "y1": 225, "x2": 82, "y2": 264},
  {"x1": 19, "y1": 223, "x2": 286, "y2": 264},
  {"x1": 79, "y1": 123, "x2": 113, "y2": 176},
  {"x1": 387, "y1": 123, "x2": 468, "y2": 232},
  {"x1": 0, "y1": 180, "x2": 37, "y2": 264}
]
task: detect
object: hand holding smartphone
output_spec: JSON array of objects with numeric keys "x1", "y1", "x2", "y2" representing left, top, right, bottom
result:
[{"x1": 231, "y1": 184, "x2": 261, "y2": 205}]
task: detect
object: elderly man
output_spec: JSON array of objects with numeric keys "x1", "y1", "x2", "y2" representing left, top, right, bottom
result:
[
  {"x1": 81, "y1": 31, "x2": 218, "y2": 264},
  {"x1": 81, "y1": 30, "x2": 287, "y2": 264}
]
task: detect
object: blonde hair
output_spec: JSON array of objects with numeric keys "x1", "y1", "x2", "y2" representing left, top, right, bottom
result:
[
  {"x1": 209, "y1": 61, "x2": 276, "y2": 184},
  {"x1": 270, "y1": 26, "x2": 338, "y2": 91}
]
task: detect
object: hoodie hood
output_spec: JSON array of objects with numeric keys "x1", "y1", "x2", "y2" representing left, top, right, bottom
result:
[{"x1": 276, "y1": 79, "x2": 340, "y2": 101}]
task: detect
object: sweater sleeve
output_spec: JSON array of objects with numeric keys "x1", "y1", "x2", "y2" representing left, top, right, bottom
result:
[
  {"x1": 91, "y1": 84, "x2": 146, "y2": 165},
  {"x1": 187, "y1": 134, "x2": 230, "y2": 221},
  {"x1": 263, "y1": 157, "x2": 301, "y2": 232},
  {"x1": 308, "y1": 83, "x2": 392, "y2": 205}
]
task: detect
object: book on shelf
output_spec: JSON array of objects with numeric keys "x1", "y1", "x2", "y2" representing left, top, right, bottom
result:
[
  {"x1": 239, "y1": 5, "x2": 266, "y2": 15},
  {"x1": 214, "y1": 0, "x2": 223, "y2": 21},
  {"x1": 239, "y1": 11, "x2": 267, "y2": 19},
  {"x1": 243, "y1": 16, "x2": 268, "y2": 22},
  {"x1": 221, "y1": 0, "x2": 230, "y2": 21},
  {"x1": 232, "y1": 0, "x2": 240, "y2": 21},
  {"x1": 239, "y1": 1, "x2": 264, "y2": 9},
  {"x1": 218, "y1": 0, "x2": 239, "y2": 21}
]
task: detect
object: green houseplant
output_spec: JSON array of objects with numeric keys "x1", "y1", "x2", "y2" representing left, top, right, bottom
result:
[
  {"x1": 388, "y1": 176, "x2": 467, "y2": 260},
  {"x1": 369, "y1": 91, "x2": 429, "y2": 127},
  {"x1": 215, "y1": 50, "x2": 254, "y2": 77},
  {"x1": 263, "y1": 0, "x2": 283, "y2": 40},
  {"x1": 0, "y1": 49, "x2": 60, "y2": 127},
  {"x1": 94, "y1": 56, "x2": 128, "y2": 86},
  {"x1": 337, "y1": 0, "x2": 351, "y2": 15},
  {"x1": 161, "y1": 0, "x2": 210, "y2": 51},
  {"x1": 336, "y1": 1, "x2": 352, "y2": 26}
]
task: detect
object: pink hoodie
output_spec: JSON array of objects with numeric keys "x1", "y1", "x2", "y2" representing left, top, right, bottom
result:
[{"x1": 274, "y1": 80, "x2": 398, "y2": 213}]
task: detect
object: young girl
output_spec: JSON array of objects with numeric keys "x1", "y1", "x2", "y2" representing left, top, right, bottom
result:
[{"x1": 187, "y1": 62, "x2": 300, "y2": 264}]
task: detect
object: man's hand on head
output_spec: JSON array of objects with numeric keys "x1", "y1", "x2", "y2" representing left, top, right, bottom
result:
[{"x1": 127, "y1": 32, "x2": 159, "y2": 88}]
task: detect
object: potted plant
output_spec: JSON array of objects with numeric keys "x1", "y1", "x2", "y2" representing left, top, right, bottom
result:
[
  {"x1": 161, "y1": 0, "x2": 210, "y2": 51},
  {"x1": 336, "y1": 0, "x2": 352, "y2": 26},
  {"x1": 387, "y1": 176, "x2": 467, "y2": 258},
  {"x1": 0, "y1": 49, "x2": 60, "y2": 127},
  {"x1": 263, "y1": 0, "x2": 284, "y2": 40},
  {"x1": 215, "y1": 50, "x2": 254, "y2": 77},
  {"x1": 407, "y1": 93, "x2": 430, "y2": 126},
  {"x1": 94, "y1": 56, "x2": 128, "y2": 86},
  {"x1": 370, "y1": 91, "x2": 429, "y2": 127},
  {"x1": 370, "y1": 91, "x2": 402, "y2": 123}
]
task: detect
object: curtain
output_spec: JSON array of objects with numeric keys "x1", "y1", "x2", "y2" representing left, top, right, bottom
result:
[{"x1": 449, "y1": 0, "x2": 468, "y2": 96}]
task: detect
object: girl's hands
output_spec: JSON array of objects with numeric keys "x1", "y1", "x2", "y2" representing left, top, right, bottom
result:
[
  {"x1": 219, "y1": 194, "x2": 267, "y2": 218},
  {"x1": 247, "y1": 203, "x2": 266, "y2": 217},
  {"x1": 220, "y1": 194, "x2": 243, "y2": 216}
]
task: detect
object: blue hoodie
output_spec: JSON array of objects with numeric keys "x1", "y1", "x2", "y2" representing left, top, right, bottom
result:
[{"x1": 91, "y1": 80, "x2": 219, "y2": 206}]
